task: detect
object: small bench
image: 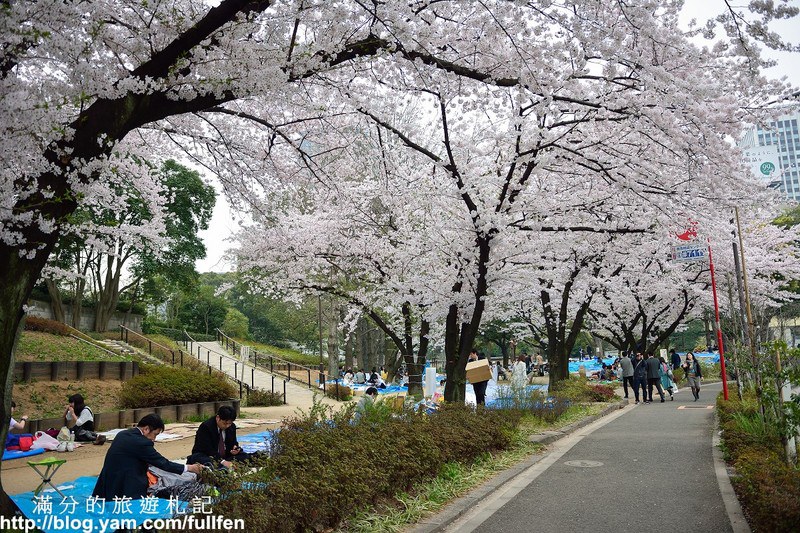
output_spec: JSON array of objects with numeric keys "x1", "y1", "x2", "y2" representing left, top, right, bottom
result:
[{"x1": 28, "y1": 457, "x2": 67, "y2": 499}]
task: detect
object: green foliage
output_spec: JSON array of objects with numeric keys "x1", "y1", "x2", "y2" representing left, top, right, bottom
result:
[
  {"x1": 209, "y1": 399, "x2": 522, "y2": 531},
  {"x1": 222, "y1": 308, "x2": 249, "y2": 339},
  {"x1": 719, "y1": 390, "x2": 800, "y2": 532},
  {"x1": 23, "y1": 317, "x2": 70, "y2": 336},
  {"x1": 324, "y1": 383, "x2": 352, "y2": 401},
  {"x1": 178, "y1": 285, "x2": 229, "y2": 335},
  {"x1": 551, "y1": 376, "x2": 617, "y2": 402},
  {"x1": 119, "y1": 364, "x2": 236, "y2": 408},
  {"x1": 246, "y1": 388, "x2": 284, "y2": 407}
]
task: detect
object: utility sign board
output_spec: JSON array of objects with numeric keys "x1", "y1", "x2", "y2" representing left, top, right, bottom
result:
[{"x1": 672, "y1": 244, "x2": 708, "y2": 263}]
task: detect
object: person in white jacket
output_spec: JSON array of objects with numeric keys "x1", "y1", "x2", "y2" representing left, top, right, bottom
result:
[{"x1": 511, "y1": 355, "x2": 528, "y2": 390}]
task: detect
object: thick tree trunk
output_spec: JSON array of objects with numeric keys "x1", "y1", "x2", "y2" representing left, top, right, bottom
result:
[
  {"x1": 45, "y1": 279, "x2": 66, "y2": 323},
  {"x1": 1, "y1": 240, "x2": 56, "y2": 515},
  {"x1": 327, "y1": 298, "x2": 339, "y2": 380},
  {"x1": 71, "y1": 277, "x2": 85, "y2": 329}
]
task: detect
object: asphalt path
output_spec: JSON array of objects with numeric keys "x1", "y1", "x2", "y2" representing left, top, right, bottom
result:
[{"x1": 454, "y1": 383, "x2": 731, "y2": 533}]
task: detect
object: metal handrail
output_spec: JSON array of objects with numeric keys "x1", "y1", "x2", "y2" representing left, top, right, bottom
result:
[
  {"x1": 182, "y1": 330, "x2": 261, "y2": 402},
  {"x1": 216, "y1": 328, "x2": 318, "y2": 373}
]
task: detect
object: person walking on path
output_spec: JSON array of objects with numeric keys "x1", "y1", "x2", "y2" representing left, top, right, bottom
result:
[
  {"x1": 658, "y1": 356, "x2": 675, "y2": 401},
  {"x1": 632, "y1": 353, "x2": 648, "y2": 404},
  {"x1": 683, "y1": 352, "x2": 703, "y2": 401},
  {"x1": 469, "y1": 349, "x2": 490, "y2": 406},
  {"x1": 670, "y1": 349, "x2": 681, "y2": 370},
  {"x1": 645, "y1": 352, "x2": 666, "y2": 403},
  {"x1": 619, "y1": 352, "x2": 634, "y2": 399}
]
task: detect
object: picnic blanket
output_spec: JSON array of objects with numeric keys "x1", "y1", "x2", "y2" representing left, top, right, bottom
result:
[
  {"x1": 11, "y1": 475, "x2": 189, "y2": 533},
  {"x1": 2, "y1": 448, "x2": 44, "y2": 461}
]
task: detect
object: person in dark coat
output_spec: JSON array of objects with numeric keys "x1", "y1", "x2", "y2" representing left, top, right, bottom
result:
[
  {"x1": 670, "y1": 349, "x2": 682, "y2": 371},
  {"x1": 93, "y1": 414, "x2": 202, "y2": 500},
  {"x1": 187, "y1": 406, "x2": 250, "y2": 468},
  {"x1": 645, "y1": 352, "x2": 666, "y2": 403},
  {"x1": 632, "y1": 353, "x2": 648, "y2": 404}
]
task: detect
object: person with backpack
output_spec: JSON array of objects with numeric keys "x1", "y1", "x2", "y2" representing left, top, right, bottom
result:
[{"x1": 64, "y1": 393, "x2": 106, "y2": 445}]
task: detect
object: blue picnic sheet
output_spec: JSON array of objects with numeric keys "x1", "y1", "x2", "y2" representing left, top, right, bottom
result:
[
  {"x1": 237, "y1": 430, "x2": 276, "y2": 454},
  {"x1": 568, "y1": 357, "x2": 617, "y2": 373},
  {"x1": 11, "y1": 475, "x2": 189, "y2": 533},
  {"x1": 2, "y1": 448, "x2": 44, "y2": 461}
]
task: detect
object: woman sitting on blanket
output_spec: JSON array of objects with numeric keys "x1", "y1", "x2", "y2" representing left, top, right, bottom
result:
[{"x1": 64, "y1": 394, "x2": 106, "y2": 445}]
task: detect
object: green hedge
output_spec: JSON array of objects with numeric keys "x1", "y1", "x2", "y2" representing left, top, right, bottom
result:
[
  {"x1": 717, "y1": 393, "x2": 800, "y2": 531},
  {"x1": 119, "y1": 365, "x2": 237, "y2": 408},
  {"x1": 246, "y1": 388, "x2": 284, "y2": 407},
  {"x1": 210, "y1": 402, "x2": 521, "y2": 531}
]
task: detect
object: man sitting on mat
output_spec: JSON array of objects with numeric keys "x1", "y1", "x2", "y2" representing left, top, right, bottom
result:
[{"x1": 187, "y1": 406, "x2": 251, "y2": 468}]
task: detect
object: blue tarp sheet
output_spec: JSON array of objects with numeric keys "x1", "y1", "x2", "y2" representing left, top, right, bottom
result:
[
  {"x1": 2, "y1": 448, "x2": 44, "y2": 461},
  {"x1": 11, "y1": 476, "x2": 189, "y2": 533}
]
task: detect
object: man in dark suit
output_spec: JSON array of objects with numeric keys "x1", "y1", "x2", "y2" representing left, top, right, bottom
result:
[
  {"x1": 187, "y1": 406, "x2": 250, "y2": 468},
  {"x1": 93, "y1": 414, "x2": 203, "y2": 500}
]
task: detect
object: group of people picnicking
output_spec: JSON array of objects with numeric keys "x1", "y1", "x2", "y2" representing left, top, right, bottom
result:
[
  {"x1": 6, "y1": 393, "x2": 107, "y2": 452},
  {"x1": 339, "y1": 366, "x2": 390, "y2": 388}
]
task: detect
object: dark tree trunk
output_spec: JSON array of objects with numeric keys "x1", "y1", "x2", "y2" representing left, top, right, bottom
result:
[
  {"x1": 45, "y1": 279, "x2": 66, "y2": 323},
  {"x1": 1, "y1": 238, "x2": 57, "y2": 515},
  {"x1": 71, "y1": 277, "x2": 85, "y2": 329}
]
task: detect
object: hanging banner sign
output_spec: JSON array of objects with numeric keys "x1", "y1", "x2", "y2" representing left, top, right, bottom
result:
[{"x1": 671, "y1": 243, "x2": 708, "y2": 263}]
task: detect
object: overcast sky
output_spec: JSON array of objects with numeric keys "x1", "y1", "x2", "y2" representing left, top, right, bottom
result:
[{"x1": 195, "y1": 2, "x2": 800, "y2": 273}]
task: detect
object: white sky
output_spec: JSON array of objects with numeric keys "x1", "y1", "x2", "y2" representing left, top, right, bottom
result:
[{"x1": 195, "y1": 1, "x2": 800, "y2": 273}]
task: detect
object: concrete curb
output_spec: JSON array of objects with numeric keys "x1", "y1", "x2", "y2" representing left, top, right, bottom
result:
[
  {"x1": 712, "y1": 414, "x2": 751, "y2": 533},
  {"x1": 408, "y1": 398, "x2": 629, "y2": 533}
]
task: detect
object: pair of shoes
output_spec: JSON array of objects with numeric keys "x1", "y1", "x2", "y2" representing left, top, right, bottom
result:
[
  {"x1": 93, "y1": 435, "x2": 106, "y2": 445},
  {"x1": 694, "y1": 397, "x2": 698, "y2": 402},
  {"x1": 670, "y1": 396, "x2": 674, "y2": 401},
  {"x1": 660, "y1": 399, "x2": 665, "y2": 403},
  {"x1": 634, "y1": 400, "x2": 639, "y2": 404},
  {"x1": 644, "y1": 401, "x2": 651, "y2": 404}
]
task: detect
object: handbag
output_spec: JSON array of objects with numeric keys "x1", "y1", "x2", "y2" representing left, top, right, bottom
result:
[{"x1": 31, "y1": 431, "x2": 59, "y2": 451}]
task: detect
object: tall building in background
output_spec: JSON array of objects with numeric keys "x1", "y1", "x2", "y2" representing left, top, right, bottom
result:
[{"x1": 739, "y1": 110, "x2": 800, "y2": 201}]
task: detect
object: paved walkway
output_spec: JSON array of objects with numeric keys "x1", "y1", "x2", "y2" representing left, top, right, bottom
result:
[
  {"x1": 185, "y1": 341, "x2": 336, "y2": 408},
  {"x1": 442, "y1": 383, "x2": 738, "y2": 533}
]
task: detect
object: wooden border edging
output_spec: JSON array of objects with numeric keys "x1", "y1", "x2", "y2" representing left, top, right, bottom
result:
[
  {"x1": 13, "y1": 361, "x2": 139, "y2": 382},
  {"x1": 15, "y1": 399, "x2": 240, "y2": 434}
]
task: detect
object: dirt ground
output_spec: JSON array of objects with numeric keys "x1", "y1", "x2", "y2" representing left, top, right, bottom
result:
[
  {"x1": 12, "y1": 379, "x2": 125, "y2": 420},
  {"x1": 0, "y1": 404, "x2": 308, "y2": 496}
]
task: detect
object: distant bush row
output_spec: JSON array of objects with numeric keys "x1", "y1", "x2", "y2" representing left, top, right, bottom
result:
[{"x1": 24, "y1": 316, "x2": 72, "y2": 336}]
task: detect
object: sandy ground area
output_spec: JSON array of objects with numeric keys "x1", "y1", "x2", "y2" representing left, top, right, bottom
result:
[{"x1": 1, "y1": 404, "x2": 309, "y2": 495}]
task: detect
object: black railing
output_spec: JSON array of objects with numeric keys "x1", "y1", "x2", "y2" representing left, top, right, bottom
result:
[{"x1": 216, "y1": 328, "x2": 323, "y2": 390}]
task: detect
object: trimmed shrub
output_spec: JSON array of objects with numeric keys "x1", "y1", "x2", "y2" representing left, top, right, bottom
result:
[
  {"x1": 324, "y1": 383, "x2": 352, "y2": 401},
  {"x1": 732, "y1": 449, "x2": 800, "y2": 532},
  {"x1": 23, "y1": 317, "x2": 71, "y2": 336},
  {"x1": 246, "y1": 388, "x2": 284, "y2": 407},
  {"x1": 552, "y1": 376, "x2": 617, "y2": 403},
  {"x1": 118, "y1": 365, "x2": 237, "y2": 408},
  {"x1": 209, "y1": 400, "x2": 522, "y2": 532}
]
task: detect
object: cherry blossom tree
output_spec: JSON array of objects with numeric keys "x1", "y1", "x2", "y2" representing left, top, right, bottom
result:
[{"x1": 1, "y1": 0, "x2": 797, "y2": 512}]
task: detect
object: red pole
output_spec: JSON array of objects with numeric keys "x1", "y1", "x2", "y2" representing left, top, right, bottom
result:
[{"x1": 707, "y1": 243, "x2": 729, "y2": 401}]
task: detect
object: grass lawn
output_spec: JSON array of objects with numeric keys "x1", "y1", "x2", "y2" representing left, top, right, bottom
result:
[{"x1": 16, "y1": 331, "x2": 132, "y2": 362}]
